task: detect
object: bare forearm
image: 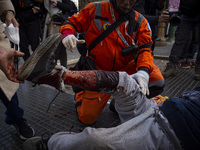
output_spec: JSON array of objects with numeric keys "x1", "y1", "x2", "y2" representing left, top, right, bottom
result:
[
  {"x1": 62, "y1": 70, "x2": 119, "y2": 92},
  {"x1": 62, "y1": 70, "x2": 98, "y2": 91}
]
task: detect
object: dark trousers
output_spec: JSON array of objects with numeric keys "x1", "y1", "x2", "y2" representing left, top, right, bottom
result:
[
  {"x1": 180, "y1": 21, "x2": 199, "y2": 60},
  {"x1": 19, "y1": 19, "x2": 40, "y2": 61},
  {"x1": 196, "y1": 47, "x2": 200, "y2": 65},
  {"x1": 196, "y1": 20, "x2": 200, "y2": 65},
  {"x1": 0, "y1": 89, "x2": 24, "y2": 125},
  {"x1": 160, "y1": 88, "x2": 200, "y2": 150},
  {"x1": 55, "y1": 42, "x2": 67, "y2": 67},
  {"x1": 169, "y1": 14, "x2": 200, "y2": 64}
]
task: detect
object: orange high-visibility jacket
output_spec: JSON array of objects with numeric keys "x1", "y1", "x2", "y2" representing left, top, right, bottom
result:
[{"x1": 60, "y1": 1, "x2": 154, "y2": 73}]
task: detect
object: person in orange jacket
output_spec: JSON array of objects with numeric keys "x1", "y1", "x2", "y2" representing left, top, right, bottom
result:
[{"x1": 60, "y1": 0, "x2": 165, "y2": 125}]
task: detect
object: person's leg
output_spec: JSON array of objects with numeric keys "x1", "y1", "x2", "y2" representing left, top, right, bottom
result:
[
  {"x1": 0, "y1": 89, "x2": 35, "y2": 140},
  {"x1": 178, "y1": 31, "x2": 192, "y2": 69},
  {"x1": 179, "y1": 31, "x2": 192, "y2": 61},
  {"x1": 59, "y1": 43, "x2": 67, "y2": 67},
  {"x1": 54, "y1": 42, "x2": 67, "y2": 67},
  {"x1": 26, "y1": 19, "x2": 40, "y2": 53},
  {"x1": 187, "y1": 22, "x2": 199, "y2": 61},
  {"x1": 148, "y1": 64, "x2": 165, "y2": 98},
  {"x1": 169, "y1": 15, "x2": 194, "y2": 64},
  {"x1": 0, "y1": 89, "x2": 24, "y2": 124},
  {"x1": 195, "y1": 45, "x2": 200, "y2": 80},
  {"x1": 194, "y1": 16, "x2": 200, "y2": 80},
  {"x1": 163, "y1": 15, "x2": 194, "y2": 77},
  {"x1": 196, "y1": 47, "x2": 200, "y2": 65},
  {"x1": 19, "y1": 23, "x2": 30, "y2": 61},
  {"x1": 64, "y1": 70, "x2": 112, "y2": 125},
  {"x1": 75, "y1": 91, "x2": 111, "y2": 125}
]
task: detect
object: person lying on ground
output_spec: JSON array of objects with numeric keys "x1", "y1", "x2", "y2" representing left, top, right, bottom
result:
[{"x1": 17, "y1": 33, "x2": 199, "y2": 150}]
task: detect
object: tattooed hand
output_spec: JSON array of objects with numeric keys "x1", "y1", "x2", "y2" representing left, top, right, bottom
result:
[{"x1": 0, "y1": 46, "x2": 24, "y2": 82}]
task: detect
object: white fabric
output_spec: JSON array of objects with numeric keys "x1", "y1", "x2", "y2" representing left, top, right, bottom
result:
[
  {"x1": 54, "y1": 65, "x2": 67, "y2": 92},
  {"x1": 62, "y1": 34, "x2": 85, "y2": 51},
  {"x1": 4, "y1": 23, "x2": 19, "y2": 45},
  {"x1": 130, "y1": 70, "x2": 149, "y2": 96}
]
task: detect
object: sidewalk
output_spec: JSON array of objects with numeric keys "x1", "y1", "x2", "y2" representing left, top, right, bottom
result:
[
  {"x1": 0, "y1": 42, "x2": 200, "y2": 150},
  {"x1": 154, "y1": 41, "x2": 173, "y2": 58}
]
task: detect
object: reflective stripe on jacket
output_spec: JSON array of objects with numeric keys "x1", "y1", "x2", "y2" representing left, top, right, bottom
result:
[{"x1": 60, "y1": 1, "x2": 154, "y2": 73}]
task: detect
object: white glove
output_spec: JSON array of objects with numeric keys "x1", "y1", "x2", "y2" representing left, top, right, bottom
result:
[
  {"x1": 131, "y1": 70, "x2": 149, "y2": 96},
  {"x1": 62, "y1": 34, "x2": 85, "y2": 51}
]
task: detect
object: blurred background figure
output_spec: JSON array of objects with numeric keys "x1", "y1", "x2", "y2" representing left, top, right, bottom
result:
[
  {"x1": 178, "y1": 22, "x2": 198, "y2": 69},
  {"x1": 162, "y1": 0, "x2": 200, "y2": 79},
  {"x1": 134, "y1": 0, "x2": 170, "y2": 51},
  {"x1": 11, "y1": 0, "x2": 44, "y2": 61},
  {"x1": 0, "y1": 0, "x2": 35, "y2": 140},
  {"x1": 42, "y1": 0, "x2": 77, "y2": 67}
]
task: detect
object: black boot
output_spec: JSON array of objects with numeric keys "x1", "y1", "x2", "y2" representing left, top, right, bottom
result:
[{"x1": 162, "y1": 63, "x2": 177, "y2": 78}]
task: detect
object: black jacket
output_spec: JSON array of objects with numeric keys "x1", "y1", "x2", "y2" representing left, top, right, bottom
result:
[
  {"x1": 11, "y1": 0, "x2": 41, "y2": 23},
  {"x1": 179, "y1": 0, "x2": 200, "y2": 17},
  {"x1": 134, "y1": 0, "x2": 165, "y2": 26},
  {"x1": 56, "y1": 0, "x2": 77, "y2": 18}
]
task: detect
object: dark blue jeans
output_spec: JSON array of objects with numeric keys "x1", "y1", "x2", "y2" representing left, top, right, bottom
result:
[
  {"x1": 160, "y1": 89, "x2": 200, "y2": 150},
  {"x1": 0, "y1": 89, "x2": 24, "y2": 125}
]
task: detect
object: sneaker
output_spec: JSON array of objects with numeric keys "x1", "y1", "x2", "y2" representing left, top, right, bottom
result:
[
  {"x1": 13, "y1": 118, "x2": 35, "y2": 140},
  {"x1": 162, "y1": 63, "x2": 177, "y2": 78},
  {"x1": 194, "y1": 65, "x2": 200, "y2": 80},
  {"x1": 23, "y1": 133, "x2": 50, "y2": 150},
  {"x1": 178, "y1": 61, "x2": 191, "y2": 69},
  {"x1": 17, "y1": 33, "x2": 62, "y2": 82}
]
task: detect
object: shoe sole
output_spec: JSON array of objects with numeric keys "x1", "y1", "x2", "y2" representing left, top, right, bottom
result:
[{"x1": 17, "y1": 33, "x2": 62, "y2": 82}]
